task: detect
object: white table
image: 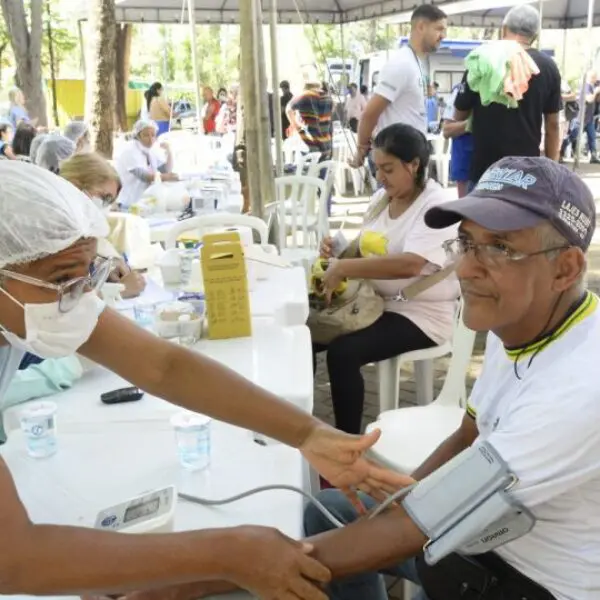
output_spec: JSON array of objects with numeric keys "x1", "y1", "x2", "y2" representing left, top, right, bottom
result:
[
  {"x1": 1, "y1": 318, "x2": 315, "y2": 600},
  {"x1": 1, "y1": 395, "x2": 307, "y2": 600},
  {"x1": 116, "y1": 265, "x2": 309, "y2": 326}
]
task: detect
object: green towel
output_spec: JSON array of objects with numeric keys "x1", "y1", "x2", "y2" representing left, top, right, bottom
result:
[{"x1": 465, "y1": 41, "x2": 521, "y2": 109}]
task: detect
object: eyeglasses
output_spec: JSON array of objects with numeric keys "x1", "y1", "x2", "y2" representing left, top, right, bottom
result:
[
  {"x1": 0, "y1": 257, "x2": 114, "y2": 313},
  {"x1": 443, "y1": 237, "x2": 571, "y2": 269},
  {"x1": 95, "y1": 193, "x2": 116, "y2": 207}
]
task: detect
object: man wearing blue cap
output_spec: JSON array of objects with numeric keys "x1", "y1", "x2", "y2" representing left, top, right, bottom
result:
[{"x1": 299, "y1": 156, "x2": 600, "y2": 600}]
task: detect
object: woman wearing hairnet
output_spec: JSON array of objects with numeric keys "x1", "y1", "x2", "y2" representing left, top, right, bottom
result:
[
  {"x1": 116, "y1": 119, "x2": 177, "y2": 208},
  {"x1": 64, "y1": 120, "x2": 92, "y2": 153},
  {"x1": 34, "y1": 134, "x2": 76, "y2": 173},
  {"x1": 0, "y1": 161, "x2": 379, "y2": 599}
]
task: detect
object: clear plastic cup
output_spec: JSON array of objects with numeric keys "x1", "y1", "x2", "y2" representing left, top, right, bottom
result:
[
  {"x1": 133, "y1": 303, "x2": 157, "y2": 329},
  {"x1": 171, "y1": 411, "x2": 211, "y2": 471},
  {"x1": 20, "y1": 402, "x2": 58, "y2": 458}
]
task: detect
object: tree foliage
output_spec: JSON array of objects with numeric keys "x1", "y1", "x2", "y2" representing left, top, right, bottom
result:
[{"x1": 42, "y1": 3, "x2": 77, "y2": 72}]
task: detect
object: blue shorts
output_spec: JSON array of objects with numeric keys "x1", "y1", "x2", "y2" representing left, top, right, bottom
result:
[
  {"x1": 450, "y1": 133, "x2": 473, "y2": 183},
  {"x1": 156, "y1": 120, "x2": 170, "y2": 136}
]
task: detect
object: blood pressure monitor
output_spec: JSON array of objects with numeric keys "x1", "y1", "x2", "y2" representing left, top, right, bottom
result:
[{"x1": 94, "y1": 486, "x2": 177, "y2": 534}]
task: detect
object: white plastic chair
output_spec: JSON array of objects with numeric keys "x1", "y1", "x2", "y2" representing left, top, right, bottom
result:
[
  {"x1": 164, "y1": 214, "x2": 269, "y2": 249},
  {"x1": 297, "y1": 152, "x2": 322, "y2": 175},
  {"x1": 306, "y1": 159, "x2": 336, "y2": 225},
  {"x1": 377, "y1": 301, "x2": 467, "y2": 413},
  {"x1": 275, "y1": 175, "x2": 327, "y2": 273},
  {"x1": 369, "y1": 302, "x2": 476, "y2": 473},
  {"x1": 333, "y1": 130, "x2": 365, "y2": 196},
  {"x1": 283, "y1": 135, "x2": 310, "y2": 166},
  {"x1": 429, "y1": 135, "x2": 452, "y2": 188}
]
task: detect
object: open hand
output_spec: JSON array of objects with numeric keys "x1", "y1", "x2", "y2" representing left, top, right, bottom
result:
[
  {"x1": 359, "y1": 463, "x2": 416, "y2": 506},
  {"x1": 300, "y1": 423, "x2": 381, "y2": 491}
]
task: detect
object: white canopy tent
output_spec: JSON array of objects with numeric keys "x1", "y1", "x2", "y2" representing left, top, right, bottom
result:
[
  {"x1": 94, "y1": 0, "x2": 598, "y2": 201},
  {"x1": 113, "y1": 0, "x2": 599, "y2": 27},
  {"x1": 385, "y1": 0, "x2": 600, "y2": 28},
  {"x1": 113, "y1": 0, "x2": 429, "y2": 24}
]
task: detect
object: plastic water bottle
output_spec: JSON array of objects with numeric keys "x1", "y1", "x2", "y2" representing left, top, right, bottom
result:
[
  {"x1": 20, "y1": 402, "x2": 58, "y2": 458},
  {"x1": 171, "y1": 412, "x2": 211, "y2": 471}
]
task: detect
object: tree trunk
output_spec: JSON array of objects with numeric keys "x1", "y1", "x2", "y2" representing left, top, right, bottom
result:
[
  {"x1": 115, "y1": 23, "x2": 132, "y2": 132},
  {"x1": 46, "y1": 1, "x2": 59, "y2": 127},
  {"x1": 0, "y1": 43, "x2": 7, "y2": 83},
  {"x1": 85, "y1": 0, "x2": 116, "y2": 157},
  {"x1": 0, "y1": 0, "x2": 48, "y2": 126}
]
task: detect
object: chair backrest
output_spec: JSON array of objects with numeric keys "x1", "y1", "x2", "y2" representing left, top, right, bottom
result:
[
  {"x1": 307, "y1": 159, "x2": 335, "y2": 238},
  {"x1": 275, "y1": 175, "x2": 327, "y2": 250},
  {"x1": 164, "y1": 214, "x2": 269, "y2": 249},
  {"x1": 301, "y1": 152, "x2": 322, "y2": 171},
  {"x1": 283, "y1": 136, "x2": 309, "y2": 165},
  {"x1": 435, "y1": 299, "x2": 477, "y2": 408}
]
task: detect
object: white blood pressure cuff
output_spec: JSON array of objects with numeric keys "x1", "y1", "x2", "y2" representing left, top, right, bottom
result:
[{"x1": 402, "y1": 441, "x2": 535, "y2": 565}]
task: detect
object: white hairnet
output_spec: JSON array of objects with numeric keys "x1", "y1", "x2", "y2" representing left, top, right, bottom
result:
[
  {"x1": 29, "y1": 133, "x2": 47, "y2": 163},
  {"x1": 132, "y1": 119, "x2": 158, "y2": 138},
  {"x1": 63, "y1": 120, "x2": 89, "y2": 142},
  {"x1": 0, "y1": 161, "x2": 109, "y2": 269},
  {"x1": 35, "y1": 135, "x2": 76, "y2": 172}
]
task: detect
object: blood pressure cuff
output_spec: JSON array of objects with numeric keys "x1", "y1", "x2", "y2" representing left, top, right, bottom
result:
[
  {"x1": 402, "y1": 441, "x2": 536, "y2": 565},
  {"x1": 415, "y1": 551, "x2": 556, "y2": 600}
]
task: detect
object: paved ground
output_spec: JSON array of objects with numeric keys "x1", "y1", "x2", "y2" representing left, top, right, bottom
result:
[{"x1": 312, "y1": 162, "x2": 600, "y2": 598}]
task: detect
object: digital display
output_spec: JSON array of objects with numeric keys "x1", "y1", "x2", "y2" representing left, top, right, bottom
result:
[{"x1": 123, "y1": 498, "x2": 160, "y2": 523}]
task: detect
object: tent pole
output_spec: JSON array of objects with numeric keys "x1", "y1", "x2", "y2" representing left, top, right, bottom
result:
[
  {"x1": 270, "y1": 0, "x2": 284, "y2": 176},
  {"x1": 253, "y1": 0, "x2": 274, "y2": 219},
  {"x1": 574, "y1": 0, "x2": 595, "y2": 170},
  {"x1": 240, "y1": 0, "x2": 262, "y2": 215},
  {"x1": 187, "y1": 0, "x2": 203, "y2": 133},
  {"x1": 340, "y1": 22, "x2": 346, "y2": 91}
]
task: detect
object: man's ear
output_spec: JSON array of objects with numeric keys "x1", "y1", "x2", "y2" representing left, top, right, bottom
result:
[{"x1": 553, "y1": 248, "x2": 586, "y2": 292}]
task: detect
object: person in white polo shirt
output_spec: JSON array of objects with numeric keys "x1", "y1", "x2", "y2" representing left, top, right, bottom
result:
[
  {"x1": 351, "y1": 5, "x2": 447, "y2": 169},
  {"x1": 303, "y1": 157, "x2": 600, "y2": 600}
]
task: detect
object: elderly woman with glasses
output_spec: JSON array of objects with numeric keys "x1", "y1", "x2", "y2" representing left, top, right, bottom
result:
[
  {"x1": 0, "y1": 160, "x2": 383, "y2": 600},
  {"x1": 60, "y1": 152, "x2": 146, "y2": 300}
]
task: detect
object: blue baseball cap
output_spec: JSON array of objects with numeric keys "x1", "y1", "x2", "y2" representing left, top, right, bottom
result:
[{"x1": 425, "y1": 156, "x2": 596, "y2": 250}]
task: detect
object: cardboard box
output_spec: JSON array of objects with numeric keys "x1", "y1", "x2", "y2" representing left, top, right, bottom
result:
[{"x1": 201, "y1": 232, "x2": 252, "y2": 340}]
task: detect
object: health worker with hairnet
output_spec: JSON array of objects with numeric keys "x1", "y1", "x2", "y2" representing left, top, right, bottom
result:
[
  {"x1": 0, "y1": 161, "x2": 379, "y2": 600},
  {"x1": 34, "y1": 134, "x2": 76, "y2": 174},
  {"x1": 115, "y1": 119, "x2": 178, "y2": 208}
]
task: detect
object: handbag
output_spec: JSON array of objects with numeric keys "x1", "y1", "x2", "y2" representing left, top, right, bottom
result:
[
  {"x1": 307, "y1": 263, "x2": 455, "y2": 345},
  {"x1": 416, "y1": 552, "x2": 556, "y2": 600}
]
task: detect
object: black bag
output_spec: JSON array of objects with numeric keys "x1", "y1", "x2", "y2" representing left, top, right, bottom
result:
[{"x1": 416, "y1": 552, "x2": 555, "y2": 600}]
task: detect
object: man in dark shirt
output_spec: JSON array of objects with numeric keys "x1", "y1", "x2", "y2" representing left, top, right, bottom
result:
[
  {"x1": 280, "y1": 80, "x2": 294, "y2": 139},
  {"x1": 454, "y1": 4, "x2": 561, "y2": 186}
]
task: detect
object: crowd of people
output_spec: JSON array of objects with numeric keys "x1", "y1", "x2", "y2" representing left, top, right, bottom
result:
[{"x1": 0, "y1": 3, "x2": 598, "y2": 600}]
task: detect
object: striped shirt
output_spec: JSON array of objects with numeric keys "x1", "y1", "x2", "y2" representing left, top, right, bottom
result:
[{"x1": 290, "y1": 88, "x2": 333, "y2": 159}]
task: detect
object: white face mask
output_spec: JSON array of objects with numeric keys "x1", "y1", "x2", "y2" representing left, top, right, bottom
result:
[{"x1": 0, "y1": 291, "x2": 105, "y2": 359}]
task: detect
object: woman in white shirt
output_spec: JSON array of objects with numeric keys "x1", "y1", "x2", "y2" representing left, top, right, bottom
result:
[
  {"x1": 115, "y1": 119, "x2": 177, "y2": 208},
  {"x1": 316, "y1": 123, "x2": 459, "y2": 434}
]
